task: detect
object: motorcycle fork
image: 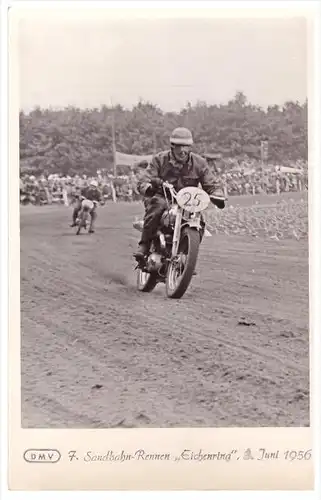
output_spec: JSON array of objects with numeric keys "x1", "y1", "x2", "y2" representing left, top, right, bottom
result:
[
  {"x1": 185, "y1": 213, "x2": 202, "y2": 231},
  {"x1": 171, "y1": 209, "x2": 183, "y2": 258},
  {"x1": 171, "y1": 213, "x2": 202, "y2": 260}
]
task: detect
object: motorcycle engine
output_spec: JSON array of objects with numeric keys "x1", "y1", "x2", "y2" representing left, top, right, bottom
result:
[{"x1": 146, "y1": 252, "x2": 163, "y2": 272}]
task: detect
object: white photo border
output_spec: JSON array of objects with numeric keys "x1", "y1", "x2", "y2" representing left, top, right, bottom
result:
[{"x1": 1, "y1": 1, "x2": 320, "y2": 499}]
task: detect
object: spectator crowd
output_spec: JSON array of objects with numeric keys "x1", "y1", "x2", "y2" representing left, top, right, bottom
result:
[{"x1": 20, "y1": 158, "x2": 308, "y2": 206}]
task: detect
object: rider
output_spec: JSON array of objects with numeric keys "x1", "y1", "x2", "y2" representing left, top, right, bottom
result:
[
  {"x1": 133, "y1": 127, "x2": 226, "y2": 261},
  {"x1": 70, "y1": 179, "x2": 102, "y2": 233}
]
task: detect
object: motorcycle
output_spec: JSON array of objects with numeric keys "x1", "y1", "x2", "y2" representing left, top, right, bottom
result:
[
  {"x1": 76, "y1": 198, "x2": 98, "y2": 235},
  {"x1": 133, "y1": 181, "x2": 212, "y2": 299}
]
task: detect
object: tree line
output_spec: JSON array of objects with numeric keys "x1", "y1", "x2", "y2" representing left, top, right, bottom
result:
[{"x1": 19, "y1": 91, "x2": 308, "y2": 176}]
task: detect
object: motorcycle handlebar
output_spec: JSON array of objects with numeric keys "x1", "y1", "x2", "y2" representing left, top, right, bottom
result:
[
  {"x1": 80, "y1": 196, "x2": 99, "y2": 205},
  {"x1": 162, "y1": 181, "x2": 174, "y2": 189}
]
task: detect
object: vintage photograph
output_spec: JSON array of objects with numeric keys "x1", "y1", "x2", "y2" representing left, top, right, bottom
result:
[{"x1": 18, "y1": 10, "x2": 309, "y2": 429}]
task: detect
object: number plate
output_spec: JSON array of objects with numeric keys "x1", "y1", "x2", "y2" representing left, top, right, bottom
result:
[{"x1": 176, "y1": 186, "x2": 210, "y2": 213}]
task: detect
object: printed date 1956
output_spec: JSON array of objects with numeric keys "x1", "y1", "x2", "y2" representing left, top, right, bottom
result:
[
  {"x1": 284, "y1": 449, "x2": 311, "y2": 461},
  {"x1": 257, "y1": 448, "x2": 311, "y2": 461}
]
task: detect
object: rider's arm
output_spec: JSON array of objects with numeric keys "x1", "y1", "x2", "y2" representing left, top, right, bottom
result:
[
  {"x1": 80, "y1": 187, "x2": 87, "y2": 198},
  {"x1": 137, "y1": 155, "x2": 161, "y2": 196},
  {"x1": 197, "y1": 159, "x2": 219, "y2": 196}
]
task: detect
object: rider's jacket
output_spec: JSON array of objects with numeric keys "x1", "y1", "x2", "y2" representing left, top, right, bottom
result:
[
  {"x1": 137, "y1": 150, "x2": 219, "y2": 197},
  {"x1": 81, "y1": 186, "x2": 102, "y2": 202}
]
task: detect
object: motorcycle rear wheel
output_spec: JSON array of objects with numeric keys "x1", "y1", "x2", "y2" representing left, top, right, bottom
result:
[
  {"x1": 137, "y1": 268, "x2": 158, "y2": 292},
  {"x1": 76, "y1": 210, "x2": 88, "y2": 235},
  {"x1": 165, "y1": 227, "x2": 200, "y2": 299}
]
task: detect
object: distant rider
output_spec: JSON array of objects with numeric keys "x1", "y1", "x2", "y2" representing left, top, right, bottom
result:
[
  {"x1": 133, "y1": 127, "x2": 226, "y2": 261},
  {"x1": 70, "y1": 179, "x2": 102, "y2": 233}
]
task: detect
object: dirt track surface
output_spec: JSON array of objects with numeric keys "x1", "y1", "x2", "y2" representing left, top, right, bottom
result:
[{"x1": 21, "y1": 197, "x2": 309, "y2": 428}]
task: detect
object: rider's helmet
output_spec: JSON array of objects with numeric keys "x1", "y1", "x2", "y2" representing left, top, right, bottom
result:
[
  {"x1": 170, "y1": 127, "x2": 193, "y2": 146},
  {"x1": 90, "y1": 180, "x2": 98, "y2": 188}
]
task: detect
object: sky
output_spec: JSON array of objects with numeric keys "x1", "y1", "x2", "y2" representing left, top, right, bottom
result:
[{"x1": 16, "y1": 11, "x2": 307, "y2": 112}]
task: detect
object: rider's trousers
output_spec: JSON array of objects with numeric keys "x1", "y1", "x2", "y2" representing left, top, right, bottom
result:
[
  {"x1": 72, "y1": 199, "x2": 82, "y2": 222},
  {"x1": 139, "y1": 195, "x2": 167, "y2": 244}
]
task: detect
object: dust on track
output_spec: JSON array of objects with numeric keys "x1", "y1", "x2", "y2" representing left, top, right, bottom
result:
[{"x1": 20, "y1": 197, "x2": 309, "y2": 428}]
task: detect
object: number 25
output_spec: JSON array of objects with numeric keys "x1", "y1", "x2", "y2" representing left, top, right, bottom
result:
[{"x1": 193, "y1": 193, "x2": 202, "y2": 206}]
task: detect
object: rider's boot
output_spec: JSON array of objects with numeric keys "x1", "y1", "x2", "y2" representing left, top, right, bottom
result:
[
  {"x1": 70, "y1": 208, "x2": 78, "y2": 227},
  {"x1": 89, "y1": 212, "x2": 96, "y2": 233},
  {"x1": 133, "y1": 242, "x2": 150, "y2": 262}
]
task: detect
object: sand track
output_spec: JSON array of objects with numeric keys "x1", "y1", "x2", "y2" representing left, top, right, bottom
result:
[{"x1": 20, "y1": 199, "x2": 309, "y2": 428}]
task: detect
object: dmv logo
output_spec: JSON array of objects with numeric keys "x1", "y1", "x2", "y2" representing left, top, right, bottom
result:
[{"x1": 23, "y1": 449, "x2": 61, "y2": 463}]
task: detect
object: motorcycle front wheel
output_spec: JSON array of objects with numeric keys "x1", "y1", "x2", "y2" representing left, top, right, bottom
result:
[{"x1": 165, "y1": 227, "x2": 200, "y2": 299}]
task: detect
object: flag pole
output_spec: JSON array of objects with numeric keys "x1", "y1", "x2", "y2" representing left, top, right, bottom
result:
[
  {"x1": 153, "y1": 130, "x2": 157, "y2": 154},
  {"x1": 111, "y1": 97, "x2": 117, "y2": 177}
]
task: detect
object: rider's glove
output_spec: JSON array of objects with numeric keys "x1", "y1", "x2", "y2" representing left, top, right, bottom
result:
[
  {"x1": 210, "y1": 196, "x2": 226, "y2": 210},
  {"x1": 150, "y1": 178, "x2": 163, "y2": 189},
  {"x1": 145, "y1": 185, "x2": 154, "y2": 196},
  {"x1": 145, "y1": 178, "x2": 163, "y2": 196}
]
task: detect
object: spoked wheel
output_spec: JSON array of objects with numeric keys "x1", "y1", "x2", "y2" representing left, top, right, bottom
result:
[
  {"x1": 137, "y1": 268, "x2": 158, "y2": 292},
  {"x1": 165, "y1": 228, "x2": 200, "y2": 299}
]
